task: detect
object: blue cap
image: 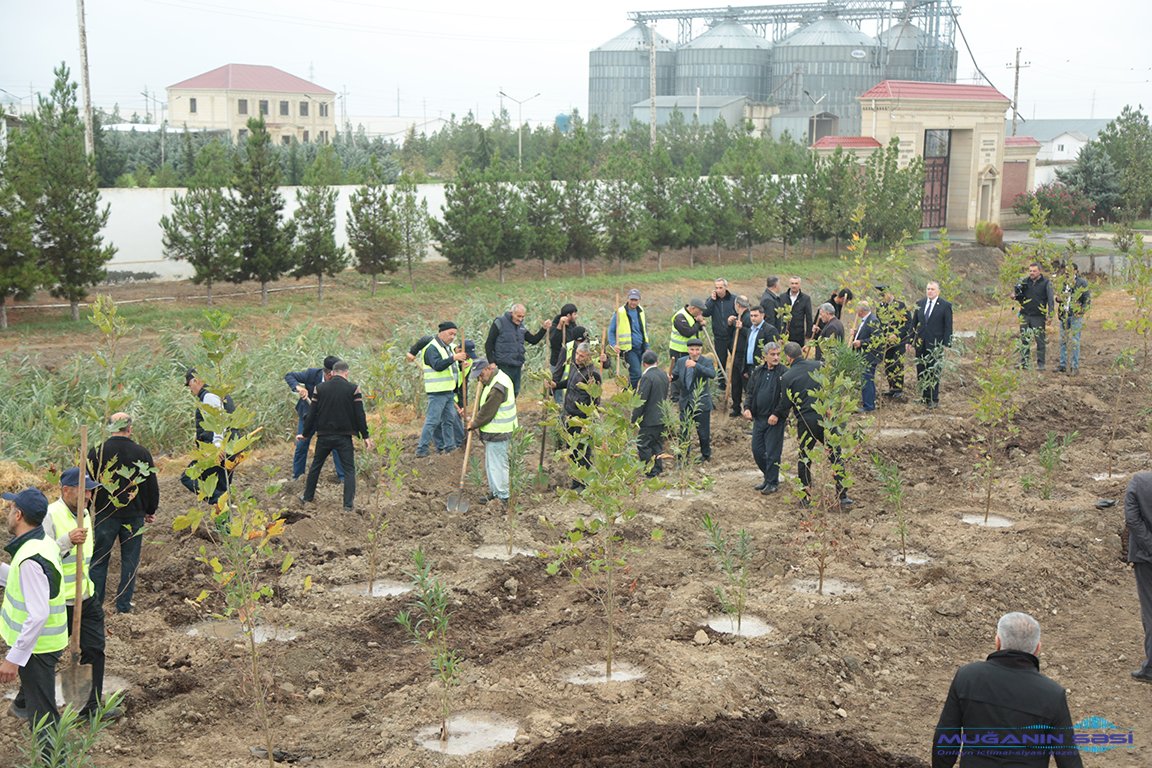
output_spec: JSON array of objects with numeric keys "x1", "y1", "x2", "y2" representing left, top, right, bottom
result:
[
  {"x1": 60, "y1": 467, "x2": 99, "y2": 490},
  {"x1": 464, "y1": 340, "x2": 477, "y2": 359},
  {"x1": 1, "y1": 488, "x2": 50, "y2": 524}
]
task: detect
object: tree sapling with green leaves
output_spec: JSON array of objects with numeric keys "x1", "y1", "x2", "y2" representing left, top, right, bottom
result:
[
  {"x1": 872, "y1": 453, "x2": 910, "y2": 562},
  {"x1": 701, "y1": 514, "x2": 754, "y2": 633},
  {"x1": 1037, "y1": 430, "x2": 1078, "y2": 500}
]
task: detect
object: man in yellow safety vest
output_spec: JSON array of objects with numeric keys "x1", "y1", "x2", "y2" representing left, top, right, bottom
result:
[{"x1": 468, "y1": 360, "x2": 517, "y2": 507}]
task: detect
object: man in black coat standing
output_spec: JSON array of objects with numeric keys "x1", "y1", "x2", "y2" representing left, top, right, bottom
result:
[
  {"x1": 632, "y1": 350, "x2": 668, "y2": 477},
  {"x1": 932, "y1": 612, "x2": 1083, "y2": 768},
  {"x1": 670, "y1": 338, "x2": 715, "y2": 461},
  {"x1": 284, "y1": 356, "x2": 344, "y2": 481},
  {"x1": 1014, "y1": 262, "x2": 1056, "y2": 370},
  {"x1": 704, "y1": 278, "x2": 738, "y2": 387},
  {"x1": 777, "y1": 342, "x2": 850, "y2": 507},
  {"x1": 88, "y1": 412, "x2": 159, "y2": 614},
  {"x1": 782, "y1": 276, "x2": 814, "y2": 346},
  {"x1": 299, "y1": 361, "x2": 373, "y2": 512},
  {"x1": 1125, "y1": 471, "x2": 1152, "y2": 683},
  {"x1": 760, "y1": 276, "x2": 782, "y2": 326},
  {"x1": 877, "y1": 285, "x2": 911, "y2": 399},
  {"x1": 743, "y1": 341, "x2": 786, "y2": 494},
  {"x1": 907, "y1": 281, "x2": 953, "y2": 408},
  {"x1": 813, "y1": 303, "x2": 844, "y2": 361}
]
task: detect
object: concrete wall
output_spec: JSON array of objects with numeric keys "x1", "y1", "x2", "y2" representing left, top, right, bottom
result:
[{"x1": 101, "y1": 183, "x2": 449, "y2": 279}]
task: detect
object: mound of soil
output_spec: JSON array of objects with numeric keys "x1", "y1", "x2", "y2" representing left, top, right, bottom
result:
[{"x1": 503, "y1": 710, "x2": 926, "y2": 768}]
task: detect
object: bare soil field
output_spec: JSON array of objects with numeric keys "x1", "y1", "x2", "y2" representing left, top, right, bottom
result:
[{"x1": 1, "y1": 254, "x2": 1149, "y2": 767}]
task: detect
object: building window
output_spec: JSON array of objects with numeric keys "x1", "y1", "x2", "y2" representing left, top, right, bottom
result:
[
  {"x1": 303, "y1": 130, "x2": 310, "y2": 143},
  {"x1": 238, "y1": 128, "x2": 248, "y2": 141},
  {"x1": 300, "y1": 101, "x2": 309, "y2": 117},
  {"x1": 1057, "y1": 143, "x2": 1065, "y2": 152},
  {"x1": 282, "y1": 136, "x2": 291, "y2": 145},
  {"x1": 238, "y1": 99, "x2": 248, "y2": 115},
  {"x1": 189, "y1": 97, "x2": 198, "y2": 114},
  {"x1": 259, "y1": 100, "x2": 269, "y2": 116},
  {"x1": 319, "y1": 102, "x2": 329, "y2": 118},
  {"x1": 279, "y1": 100, "x2": 289, "y2": 116},
  {"x1": 319, "y1": 130, "x2": 329, "y2": 144}
]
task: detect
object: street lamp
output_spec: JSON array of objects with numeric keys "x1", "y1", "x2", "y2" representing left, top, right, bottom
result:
[{"x1": 498, "y1": 89, "x2": 540, "y2": 172}]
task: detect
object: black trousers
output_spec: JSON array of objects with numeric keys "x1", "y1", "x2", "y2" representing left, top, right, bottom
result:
[
  {"x1": 682, "y1": 408, "x2": 712, "y2": 460},
  {"x1": 728, "y1": 361, "x2": 748, "y2": 415},
  {"x1": 637, "y1": 425, "x2": 664, "y2": 477},
  {"x1": 1020, "y1": 315, "x2": 1047, "y2": 368},
  {"x1": 16, "y1": 596, "x2": 105, "y2": 714},
  {"x1": 796, "y1": 413, "x2": 844, "y2": 499},
  {"x1": 20, "y1": 650, "x2": 61, "y2": 737},
  {"x1": 565, "y1": 421, "x2": 592, "y2": 474},
  {"x1": 713, "y1": 335, "x2": 731, "y2": 390},
  {"x1": 883, "y1": 344, "x2": 905, "y2": 393},
  {"x1": 181, "y1": 462, "x2": 232, "y2": 503},
  {"x1": 303, "y1": 433, "x2": 356, "y2": 508},
  {"x1": 915, "y1": 344, "x2": 944, "y2": 404},
  {"x1": 752, "y1": 418, "x2": 786, "y2": 486},
  {"x1": 1136, "y1": 562, "x2": 1152, "y2": 671}
]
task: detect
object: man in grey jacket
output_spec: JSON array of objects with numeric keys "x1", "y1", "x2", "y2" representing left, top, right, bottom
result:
[
  {"x1": 1126, "y1": 471, "x2": 1152, "y2": 683},
  {"x1": 632, "y1": 350, "x2": 667, "y2": 477},
  {"x1": 670, "y1": 338, "x2": 715, "y2": 461}
]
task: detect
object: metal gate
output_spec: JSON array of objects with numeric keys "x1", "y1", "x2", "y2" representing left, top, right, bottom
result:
[{"x1": 921, "y1": 129, "x2": 951, "y2": 229}]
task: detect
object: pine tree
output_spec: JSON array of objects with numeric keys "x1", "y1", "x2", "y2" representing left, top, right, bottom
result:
[
  {"x1": 431, "y1": 165, "x2": 502, "y2": 281},
  {"x1": 347, "y1": 160, "x2": 401, "y2": 295},
  {"x1": 16, "y1": 64, "x2": 115, "y2": 321},
  {"x1": 231, "y1": 116, "x2": 292, "y2": 305},
  {"x1": 393, "y1": 174, "x2": 430, "y2": 292},
  {"x1": 159, "y1": 185, "x2": 238, "y2": 305},
  {"x1": 861, "y1": 138, "x2": 924, "y2": 248},
  {"x1": 597, "y1": 150, "x2": 650, "y2": 273},
  {"x1": 291, "y1": 183, "x2": 348, "y2": 300},
  {"x1": 492, "y1": 181, "x2": 528, "y2": 284},
  {"x1": 0, "y1": 143, "x2": 40, "y2": 330},
  {"x1": 522, "y1": 175, "x2": 566, "y2": 279}
]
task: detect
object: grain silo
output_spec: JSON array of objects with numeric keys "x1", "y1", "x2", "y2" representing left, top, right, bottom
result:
[
  {"x1": 588, "y1": 24, "x2": 676, "y2": 131},
  {"x1": 772, "y1": 16, "x2": 882, "y2": 136},
  {"x1": 673, "y1": 20, "x2": 772, "y2": 102},
  {"x1": 878, "y1": 21, "x2": 958, "y2": 83}
]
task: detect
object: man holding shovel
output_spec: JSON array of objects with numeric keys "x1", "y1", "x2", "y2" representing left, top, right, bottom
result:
[
  {"x1": 1, "y1": 488, "x2": 68, "y2": 736},
  {"x1": 468, "y1": 361, "x2": 517, "y2": 507}
]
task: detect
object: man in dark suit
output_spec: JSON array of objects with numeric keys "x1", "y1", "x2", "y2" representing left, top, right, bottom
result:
[
  {"x1": 776, "y1": 342, "x2": 850, "y2": 507},
  {"x1": 932, "y1": 612, "x2": 1083, "y2": 768},
  {"x1": 759, "y1": 276, "x2": 782, "y2": 324},
  {"x1": 850, "y1": 302, "x2": 882, "y2": 412},
  {"x1": 632, "y1": 350, "x2": 668, "y2": 477},
  {"x1": 782, "y1": 276, "x2": 813, "y2": 346},
  {"x1": 813, "y1": 303, "x2": 844, "y2": 361},
  {"x1": 670, "y1": 338, "x2": 715, "y2": 461},
  {"x1": 907, "y1": 281, "x2": 953, "y2": 408},
  {"x1": 733, "y1": 304, "x2": 779, "y2": 417},
  {"x1": 877, "y1": 285, "x2": 911, "y2": 399}
]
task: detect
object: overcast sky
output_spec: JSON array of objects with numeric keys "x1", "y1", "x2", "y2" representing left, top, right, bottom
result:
[{"x1": 2, "y1": 0, "x2": 1148, "y2": 131}]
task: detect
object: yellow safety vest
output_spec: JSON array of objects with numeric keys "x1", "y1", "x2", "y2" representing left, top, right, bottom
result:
[
  {"x1": 421, "y1": 338, "x2": 458, "y2": 394},
  {"x1": 0, "y1": 535, "x2": 68, "y2": 653},
  {"x1": 480, "y1": 370, "x2": 518, "y2": 434},
  {"x1": 669, "y1": 307, "x2": 697, "y2": 354},
  {"x1": 46, "y1": 498, "x2": 95, "y2": 603},
  {"x1": 615, "y1": 305, "x2": 647, "y2": 352}
]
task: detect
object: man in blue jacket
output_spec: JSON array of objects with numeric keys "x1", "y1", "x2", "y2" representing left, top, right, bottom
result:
[{"x1": 285, "y1": 356, "x2": 344, "y2": 481}]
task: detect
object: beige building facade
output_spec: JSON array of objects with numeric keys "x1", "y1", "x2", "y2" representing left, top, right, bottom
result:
[{"x1": 167, "y1": 64, "x2": 336, "y2": 145}]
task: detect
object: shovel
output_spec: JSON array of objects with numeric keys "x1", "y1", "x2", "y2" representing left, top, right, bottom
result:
[
  {"x1": 534, "y1": 380, "x2": 550, "y2": 490},
  {"x1": 446, "y1": 379, "x2": 483, "y2": 513},
  {"x1": 61, "y1": 426, "x2": 93, "y2": 711}
]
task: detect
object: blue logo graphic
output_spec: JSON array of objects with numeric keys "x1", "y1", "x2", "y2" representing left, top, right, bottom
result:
[{"x1": 1072, "y1": 716, "x2": 1134, "y2": 754}]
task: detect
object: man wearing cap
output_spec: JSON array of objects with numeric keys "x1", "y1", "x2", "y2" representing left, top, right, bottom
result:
[
  {"x1": 556, "y1": 341, "x2": 607, "y2": 489},
  {"x1": 608, "y1": 289, "x2": 649, "y2": 388},
  {"x1": 284, "y1": 356, "x2": 346, "y2": 481},
  {"x1": 182, "y1": 369, "x2": 234, "y2": 504},
  {"x1": 484, "y1": 304, "x2": 552, "y2": 397},
  {"x1": 704, "y1": 278, "x2": 739, "y2": 388},
  {"x1": 407, "y1": 335, "x2": 477, "y2": 447},
  {"x1": 416, "y1": 323, "x2": 469, "y2": 458},
  {"x1": 468, "y1": 361, "x2": 517, "y2": 506},
  {"x1": 633, "y1": 349, "x2": 668, "y2": 477},
  {"x1": 670, "y1": 337, "x2": 715, "y2": 461},
  {"x1": 88, "y1": 413, "x2": 159, "y2": 615},
  {"x1": 876, "y1": 285, "x2": 911, "y2": 399},
  {"x1": 300, "y1": 361, "x2": 373, "y2": 512},
  {"x1": 29, "y1": 468, "x2": 116, "y2": 719},
  {"x1": 0, "y1": 488, "x2": 67, "y2": 736},
  {"x1": 669, "y1": 299, "x2": 707, "y2": 367},
  {"x1": 549, "y1": 303, "x2": 580, "y2": 372}
]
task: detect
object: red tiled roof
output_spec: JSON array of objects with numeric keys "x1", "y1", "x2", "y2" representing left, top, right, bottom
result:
[
  {"x1": 168, "y1": 64, "x2": 335, "y2": 95},
  {"x1": 1005, "y1": 136, "x2": 1041, "y2": 147},
  {"x1": 860, "y1": 80, "x2": 1009, "y2": 103},
  {"x1": 812, "y1": 136, "x2": 882, "y2": 149}
]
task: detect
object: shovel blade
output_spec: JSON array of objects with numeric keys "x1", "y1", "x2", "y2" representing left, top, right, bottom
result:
[
  {"x1": 61, "y1": 662, "x2": 93, "y2": 712},
  {"x1": 446, "y1": 491, "x2": 469, "y2": 514}
]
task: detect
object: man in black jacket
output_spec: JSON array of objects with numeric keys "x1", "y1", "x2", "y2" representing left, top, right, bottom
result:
[
  {"x1": 743, "y1": 341, "x2": 785, "y2": 494},
  {"x1": 484, "y1": 303, "x2": 552, "y2": 397},
  {"x1": 1125, "y1": 471, "x2": 1152, "y2": 683},
  {"x1": 782, "y1": 276, "x2": 814, "y2": 346},
  {"x1": 632, "y1": 350, "x2": 667, "y2": 477},
  {"x1": 704, "y1": 278, "x2": 738, "y2": 386},
  {"x1": 932, "y1": 612, "x2": 1082, "y2": 768},
  {"x1": 760, "y1": 276, "x2": 782, "y2": 326},
  {"x1": 299, "y1": 361, "x2": 373, "y2": 512},
  {"x1": 877, "y1": 285, "x2": 911, "y2": 399},
  {"x1": 557, "y1": 341, "x2": 606, "y2": 489},
  {"x1": 1015, "y1": 262, "x2": 1056, "y2": 370},
  {"x1": 88, "y1": 413, "x2": 159, "y2": 614},
  {"x1": 777, "y1": 342, "x2": 850, "y2": 507},
  {"x1": 812, "y1": 303, "x2": 844, "y2": 361},
  {"x1": 908, "y1": 282, "x2": 954, "y2": 408},
  {"x1": 850, "y1": 302, "x2": 881, "y2": 412},
  {"x1": 732, "y1": 303, "x2": 779, "y2": 417},
  {"x1": 284, "y1": 356, "x2": 344, "y2": 480}
]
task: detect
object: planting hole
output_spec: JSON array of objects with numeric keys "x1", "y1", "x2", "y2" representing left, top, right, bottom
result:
[
  {"x1": 889, "y1": 552, "x2": 931, "y2": 565},
  {"x1": 185, "y1": 620, "x2": 300, "y2": 643},
  {"x1": 564, "y1": 661, "x2": 646, "y2": 685},
  {"x1": 705, "y1": 614, "x2": 773, "y2": 638},
  {"x1": 334, "y1": 580, "x2": 412, "y2": 598},
  {"x1": 790, "y1": 578, "x2": 859, "y2": 596},
  {"x1": 415, "y1": 712, "x2": 518, "y2": 755},
  {"x1": 1091, "y1": 472, "x2": 1126, "y2": 482},
  {"x1": 473, "y1": 545, "x2": 537, "y2": 561},
  {"x1": 961, "y1": 513, "x2": 1014, "y2": 528},
  {"x1": 876, "y1": 428, "x2": 928, "y2": 439}
]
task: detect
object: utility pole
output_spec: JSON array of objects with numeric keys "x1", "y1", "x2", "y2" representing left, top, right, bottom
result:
[
  {"x1": 1005, "y1": 47, "x2": 1030, "y2": 136},
  {"x1": 647, "y1": 22, "x2": 657, "y2": 149},
  {"x1": 498, "y1": 90, "x2": 540, "y2": 172},
  {"x1": 76, "y1": 0, "x2": 95, "y2": 157}
]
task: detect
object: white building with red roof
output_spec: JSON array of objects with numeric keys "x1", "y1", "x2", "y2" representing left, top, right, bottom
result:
[{"x1": 167, "y1": 64, "x2": 336, "y2": 145}]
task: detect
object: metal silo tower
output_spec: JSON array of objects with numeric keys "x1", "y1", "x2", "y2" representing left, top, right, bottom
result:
[
  {"x1": 588, "y1": 24, "x2": 676, "y2": 131},
  {"x1": 674, "y1": 20, "x2": 773, "y2": 102}
]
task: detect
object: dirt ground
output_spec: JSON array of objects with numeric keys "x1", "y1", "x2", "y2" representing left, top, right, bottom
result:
[{"x1": 2, "y1": 260, "x2": 1151, "y2": 767}]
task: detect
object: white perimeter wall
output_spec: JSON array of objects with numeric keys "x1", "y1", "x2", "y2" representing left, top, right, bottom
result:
[{"x1": 101, "y1": 183, "x2": 449, "y2": 279}]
